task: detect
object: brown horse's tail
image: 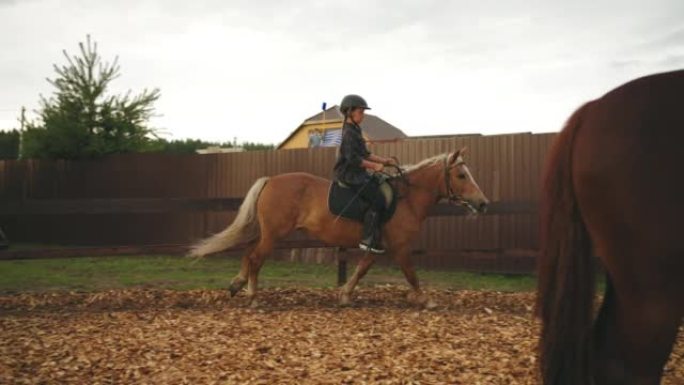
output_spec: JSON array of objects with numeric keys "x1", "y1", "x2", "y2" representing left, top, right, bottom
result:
[
  {"x1": 536, "y1": 101, "x2": 595, "y2": 385},
  {"x1": 188, "y1": 177, "x2": 270, "y2": 258}
]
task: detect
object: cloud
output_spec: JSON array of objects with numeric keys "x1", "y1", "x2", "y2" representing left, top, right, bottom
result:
[
  {"x1": 1, "y1": 0, "x2": 683, "y2": 141},
  {"x1": 659, "y1": 54, "x2": 684, "y2": 67},
  {"x1": 610, "y1": 59, "x2": 643, "y2": 69}
]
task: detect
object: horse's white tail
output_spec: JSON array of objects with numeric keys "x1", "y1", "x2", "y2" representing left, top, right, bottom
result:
[{"x1": 188, "y1": 177, "x2": 270, "y2": 258}]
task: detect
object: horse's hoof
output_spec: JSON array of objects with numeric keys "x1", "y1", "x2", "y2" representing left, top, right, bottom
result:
[
  {"x1": 339, "y1": 293, "x2": 352, "y2": 307},
  {"x1": 228, "y1": 285, "x2": 241, "y2": 297},
  {"x1": 424, "y1": 299, "x2": 439, "y2": 310},
  {"x1": 406, "y1": 291, "x2": 422, "y2": 305},
  {"x1": 406, "y1": 292, "x2": 437, "y2": 309},
  {"x1": 248, "y1": 298, "x2": 259, "y2": 308},
  {"x1": 228, "y1": 279, "x2": 246, "y2": 297}
]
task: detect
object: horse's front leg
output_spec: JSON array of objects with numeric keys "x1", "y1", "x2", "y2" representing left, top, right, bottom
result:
[
  {"x1": 339, "y1": 252, "x2": 375, "y2": 306},
  {"x1": 394, "y1": 247, "x2": 437, "y2": 309}
]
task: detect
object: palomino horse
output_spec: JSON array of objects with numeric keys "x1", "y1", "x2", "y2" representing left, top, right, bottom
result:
[
  {"x1": 537, "y1": 70, "x2": 684, "y2": 385},
  {"x1": 190, "y1": 149, "x2": 489, "y2": 307}
]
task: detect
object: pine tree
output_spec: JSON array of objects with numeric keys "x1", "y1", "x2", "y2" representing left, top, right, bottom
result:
[{"x1": 22, "y1": 35, "x2": 160, "y2": 159}]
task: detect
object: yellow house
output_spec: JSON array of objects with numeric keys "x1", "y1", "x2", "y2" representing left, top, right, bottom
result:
[{"x1": 277, "y1": 105, "x2": 407, "y2": 150}]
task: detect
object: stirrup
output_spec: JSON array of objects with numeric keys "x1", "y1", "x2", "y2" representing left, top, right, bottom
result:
[{"x1": 359, "y1": 242, "x2": 385, "y2": 254}]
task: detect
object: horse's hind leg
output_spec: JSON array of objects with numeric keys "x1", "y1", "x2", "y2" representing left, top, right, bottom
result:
[
  {"x1": 246, "y1": 237, "x2": 273, "y2": 307},
  {"x1": 594, "y1": 276, "x2": 681, "y2": 385},
  {"x1": 228, "y1": 243, "x2": 256, "y2": 297}
]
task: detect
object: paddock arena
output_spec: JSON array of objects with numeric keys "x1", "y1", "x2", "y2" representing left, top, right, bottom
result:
[{"x1": 1, "y1": 287, "x2": 682, "y2": 384}]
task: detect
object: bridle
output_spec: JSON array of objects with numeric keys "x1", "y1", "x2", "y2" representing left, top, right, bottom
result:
[
  {"x1": 443, "y1": 155, "x2": 471, "y2": 207},
  {"x1": 380, "y1": 154, "x2": 475, "y2": 210}
]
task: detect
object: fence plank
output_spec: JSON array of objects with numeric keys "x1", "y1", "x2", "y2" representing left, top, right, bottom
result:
[
  {"x1": 0, "y1": 133, "x2": 557, "y2": 273},
  {"x1": 0, "y1": 198, "x2": 536, "y2": 216}
]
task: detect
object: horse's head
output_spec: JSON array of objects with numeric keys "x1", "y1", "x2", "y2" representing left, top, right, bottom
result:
[{"x1": 442, "y1": 148, "x2": 489, "y2": 214}]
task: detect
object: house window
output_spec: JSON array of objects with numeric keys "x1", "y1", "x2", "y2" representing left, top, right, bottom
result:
[
  {"x1": 320, "y1": 129, "x2": 342, "y2": 147},
  {"x1": 309, "y1": 128, "x2": 342, "y2": 147},
  {"x1": 308, "y1": 129, "x2": 323, "y2": 148}
]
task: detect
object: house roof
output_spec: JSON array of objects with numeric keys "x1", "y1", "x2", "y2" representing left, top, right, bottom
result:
[{"x1": 277, "y1": 105, "x2": 407, "y2": 149}]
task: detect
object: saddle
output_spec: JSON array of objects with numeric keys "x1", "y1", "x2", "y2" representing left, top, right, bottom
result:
[{"x1": 327, "y1": 179, "x2": 398, "y2": 223}]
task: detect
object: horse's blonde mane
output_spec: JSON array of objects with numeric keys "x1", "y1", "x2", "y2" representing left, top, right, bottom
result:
[{"x1": 402, "y1": 153, "x2": 448, "y2": 173}]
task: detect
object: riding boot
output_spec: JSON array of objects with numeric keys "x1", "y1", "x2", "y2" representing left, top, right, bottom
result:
[{"x1": 360, "y1": 209, "x2": 385, "y2": 254}]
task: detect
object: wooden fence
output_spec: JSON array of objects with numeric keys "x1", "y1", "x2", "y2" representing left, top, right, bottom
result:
[{"x1": 0, "y1": 132, "x2": 556, "y2": 272}]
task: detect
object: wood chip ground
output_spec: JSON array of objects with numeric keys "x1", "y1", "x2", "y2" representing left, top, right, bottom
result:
[{"x1": 1, "y1": 287, "x2": 682, "y2": 384}]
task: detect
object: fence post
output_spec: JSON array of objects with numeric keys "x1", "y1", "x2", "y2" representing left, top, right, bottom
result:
[{"x1": 336, "y1": 247, "x2": 347, "y2": 286}]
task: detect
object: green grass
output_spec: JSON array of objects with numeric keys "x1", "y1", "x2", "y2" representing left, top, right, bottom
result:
[{"x1": 0, "y1": 255, "x2": 536, "y2": 293}]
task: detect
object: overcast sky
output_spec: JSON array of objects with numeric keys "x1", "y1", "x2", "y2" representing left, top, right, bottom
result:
[{"x1": 1, "y1": 0, "x2": 682, "y2": 144}]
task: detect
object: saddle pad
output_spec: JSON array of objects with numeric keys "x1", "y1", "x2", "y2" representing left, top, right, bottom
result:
[{"x1": 327, "y1": 182, "x2": 398, "y2": 223}]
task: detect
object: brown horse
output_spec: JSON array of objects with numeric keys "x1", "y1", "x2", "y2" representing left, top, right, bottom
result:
[
  {"x1": 190, "y1": 149, "x2": 489, "y2": 307},
  {"x1": 537, "y1": 70, "x2": 684, "y2": 385}
]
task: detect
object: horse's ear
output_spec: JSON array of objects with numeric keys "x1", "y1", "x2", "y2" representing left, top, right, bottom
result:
[{"x1": 448, "y1": 147, "x2": 468, "y2": 164}]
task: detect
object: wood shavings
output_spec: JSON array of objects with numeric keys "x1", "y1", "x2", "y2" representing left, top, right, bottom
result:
[{"x1": 0, "y1": 288, "x2": 682, "y2": 384}]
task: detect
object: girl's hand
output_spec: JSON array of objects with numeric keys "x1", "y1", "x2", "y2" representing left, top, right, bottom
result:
[
  {"x1": 385, "y1": 157, "x2": 398, "y2": 166},
  {"x1": 361, "y1": 158, "x2": 385, "y2": 172}
]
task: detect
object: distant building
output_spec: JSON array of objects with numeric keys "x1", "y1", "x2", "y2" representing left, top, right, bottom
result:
[
  {"x1": 277, "y1": 105, "x2": 407, "y2": 150},
  {"x1": 196, "y1": 146, "x2": 244, "y2": 154}
]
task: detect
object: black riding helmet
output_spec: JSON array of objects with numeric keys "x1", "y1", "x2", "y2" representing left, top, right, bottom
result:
[{"x1": 340, "y1": 94, "x2": 371, "y2": 115}]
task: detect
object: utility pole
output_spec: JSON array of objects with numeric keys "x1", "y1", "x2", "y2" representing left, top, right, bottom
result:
[
  {"x1": 18, "y1": 106, "x2": 26, "y2": 159},
  {"x1": 20, "y1": 106, "x2": 26, "y2": 131}
]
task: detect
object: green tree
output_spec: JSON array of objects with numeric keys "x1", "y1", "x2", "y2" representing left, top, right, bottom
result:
[
  {"x1": 142, "y1": 138, "x2": 217, "y2": 154},
  {"x1": 141, "y1": 138, "x2": 275, "y2": 154},
  {"x1": 0, "y1": 130, "x2": 20, "y2": 160},
  {"x1": 21, "y1": 36, "x2": 160, "y2": 159},
  {"x1": 241, "y1": 141, "x2": 274, "y2": 151}
]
